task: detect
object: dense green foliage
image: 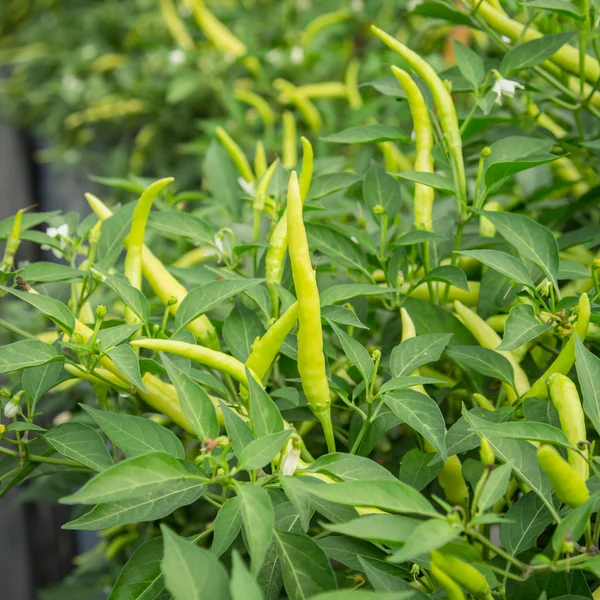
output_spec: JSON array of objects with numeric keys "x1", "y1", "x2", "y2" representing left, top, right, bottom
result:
[{"x1": 2, "y1": 1, "x2": 600, "y2": 599}]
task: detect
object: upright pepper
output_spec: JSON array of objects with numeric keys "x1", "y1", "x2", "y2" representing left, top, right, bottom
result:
[
  {"x1": 548, "y1": 373, "x2": 588, "y2": 480},
  {"x1": 1, "y1": 209, "x2": 23, "y2": 275},
  {"x1": 345, "y1": 59, "x2": 363, "y2": 109},
  {"x1": 252, "y1": 159, "x2": 279, "y2": 240},
  {"x1": 537, "y1": 444, "x2": 589, "y2": 508},
  {"x1": 454, "y1": 300, "x2": 530, "y2": 403},
  {"x1": 523, "y1": 293, "x2": 590, "y2": 400},
  {"x1": 266, "y1": 137, "x2": 313, "y2": 316},
  {"x1": 124, "y1": 178, "x2": 174, "y2": 327},
  {"x1": 85, "y1": 193, "x2": 219, "y2": 350},
  {"x1": 246, "y1": 302, "x2": 298, "y2": 381},
  {"x1": 286, "y1": 171, "x2": 335, "y2": 452},
  {"x1": 254, "y1": 141, "x2": 267, "y2": 180},
  {"x1": 282, "y1": 110, "x2": 297, "y2": 169},
  {"x1": 371, "y1": 26, "x2": 467, "y2": 213},
  {"x1": 215, "y1": 127, "x2": 255, "y2": 184},
  {"x1": 391, "y1": 66, "x2": 435, "y2": 232}
]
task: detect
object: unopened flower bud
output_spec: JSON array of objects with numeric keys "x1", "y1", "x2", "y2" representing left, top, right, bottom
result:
[
  {"x1": 481, "y1": 146, "x2": 492, "y2": 158},
  {"x1": 95, "y1": 305, "x2": 107, "y2": 320},
  {"x1": 4, "y1": 399, "x2": 19, "y2": 419},
  {"x1": 280, "y1": 448, "x2": 301, "y2": 476},
  {"x1": 167, "y1": 296, "x2": 178, "y2": 307},
  {"x1": 373, "y1": 204, "x2": 386, "y2": 215},
  {"x1": 0, "y1": 388, "x2": 11, "y2": 399}
]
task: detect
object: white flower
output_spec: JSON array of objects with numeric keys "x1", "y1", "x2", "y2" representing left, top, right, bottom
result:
[
  {"x1": 265, "y1": 48, "x2": 285, "y2": 66},
  {"x1": 214, "y1": 235, "x2": 225, "y2": 254},
  {"x1": 4, "y1": 401, "x2": 18, "y2": 419},
  {"x1": 238, "y1": 177, "x2": 255, "y2": 197},
  {"x1": 492, "y1": 77, "x2": 524, "y2": 105},
  {"x1": 169, "y1": 49, "x2": 186, "y2": 66},
  {"x1": 501, "y1": 35, "x2": 511, "y2": 44},
  {"x1": 41, "y1": 224, "x2": 69, "y2": 259},
  {"x1": 351, "y1": 0, "x2": 364, "y2": 11},
  {"x1": 52, "y1": 411, "x2": 72, "y2": 425},
  {"x1": 407, "y1": 0, "x2": 422, "y2": 11},
  {"x1": 61, "y1": 75, "x2": 84, "y2": 93},
  {"x1": 280, "y1": 448, "x2": 301, "y2": 476},
  {"x1": 290, "y1": 46, "x2": 304, "y2": 65},
  {"x1": 297, "y1": 0, "x2": 311, "y2": 10}
]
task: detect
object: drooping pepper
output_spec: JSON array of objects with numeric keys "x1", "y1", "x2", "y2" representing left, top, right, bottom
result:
[
  {"x1": 430, "y1": 561, "x2": 466, "y2": 600},
  {"x1": 430, "y1": 551, "x2": 492, "y2": 598},
  {"x1": 286, "y1": 171, "x2": 335, "y2": 452},
  {"x1": 159, "y1": 0, "x2": 194, "y2": 50},
  {"x1": 215, "y1": 126, "x2": 255, "y2": 184}
]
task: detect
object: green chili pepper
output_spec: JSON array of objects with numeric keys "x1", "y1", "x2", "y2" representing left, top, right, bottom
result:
[
  {"x1": 430, "y1": 551, "x2": 491, "y2": 597},
  {"x1": 85, "y1": 193, "x2": 219, "y2": 350},
  {"x1": 479, "y1": 201, "x2": 502, "y2": 238},
  {"x1": 402, "y1": 281, "x2": 480, "y2": 305},
  {"x1": 131, "y1": 338, "x2": 257, "y2": 388},
  {"x1": 266, "y1": 137, "x2": 313, "y2": 316},
  {"x1": 430, "y1": 560, "x2": 466, "y2": 600},
  {"x1": 233, "y1": 89, "x2": 275, "y2": 130},
  {"x1": 454, "y1": 300, "x2": 530, "y2": 403},
  {"x1": 537, "y1": 443, "x2": 589, "y2": 508},
  {"x1": 391, "y1": 66, "x2": 434, "y2": 232},
  {"x1": 480, "y1": 437, "x2": 495, "y2": 466},
  {"x1": 400, "y1": 308, "x2": 427, "y2": 394},
  {"x1": 473, "y1": 393, "x2": 495, "y2": 411},
  {"x1": 160, "y1": 0, "x2": 194, "y2": 50},
  {"x1": 246, "y1": 302, "x2": 298, "y2": 381},
  {"x1": 302, "y1": 8, "x2": 352, "y2": 47},
  {"x1": 253, "y1": 159, "x2": 279, "y2": 240},
  {"x1": 275, "y1": 79, "x2": 323, "y2": 131},
  {"x1": 254, "y1": 141, "x2": 267, "y2": 179},
  {"x1": 548, "y1": 373, "x2": 588, "y2": 480},
  {"x1": 282, "y1": 110, "x2": 297, "y2": 169},
  {"x1": 1, "y1": 209, "x2": 23, "y2": 275},
  {"x1": 287, "y1": 171, "x2": 335, "y2": 452},
  {"x1": 345, "y1": 59, "x2": 363, "y2": 109},
  {"x1": 124, "y1": 178, "x2": 174, "y2": 326},
  {"x1": 438, "y1": 454, "x2": 469, "y2": 506},
  {"x1": 371, "y1": 25, "x2": 467, "y2": 212},
  {"x1": 523, "y1": 293, "x2": 590, "y2": 400},
  {"x1": 294, "y1": 82, "x2": 347, "y2": 99},
  {"x1": 215, "y1": 126, "x2": 255, "y2": 184}
]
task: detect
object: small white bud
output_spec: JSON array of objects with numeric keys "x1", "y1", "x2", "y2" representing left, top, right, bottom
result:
[
  {"x1": 4, "y1": 400, "x2": 19, "y2": 419},
  {"x1": 280, "y1": 448, "x2": 301, "y2": 476}
]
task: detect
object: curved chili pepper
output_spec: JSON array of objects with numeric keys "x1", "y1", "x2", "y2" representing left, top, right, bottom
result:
[
  {"x1": 392, "y1": 66, "x2": 434, "y2": 232},
  {"x1": 160, "y1": 0, "x2": 194, "y2": 50},
  {"x1": 275, "y1": 80, "x2": 323, "y2": 131},
  {"x1": 523, "y1": 293, "x2": 590, "y2": 400},
  {"x1": 287, "y1": 171, "x2": 335, "y2": 452},
  {"x1": 215, "y1": 126, "x2": 255, "y2": 184},
  {"x1": 1, "y1": 209, "x2": 23, "y2": 284},
  {"x1": 233, "y1": 89, "x2": 275, "y2": 129},
  {"x1": 345, "y1": 59, "x2": 363, "y2": 109},
  {"x1": 430, "y1": 560, "x2": 466, "y2": 600},
  {"x1": 548, "y1": 373, "x2": 588, "y2": 480},
  {"x1": 537, "y1": 443, "x2": 589, "y2": 508},
  {"x1": 85, "y1": 193, "x2": 219, "y2": 350}
]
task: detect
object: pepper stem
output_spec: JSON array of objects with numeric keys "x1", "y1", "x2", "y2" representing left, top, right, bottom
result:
[{"x1": 317, "y1": 411, "x2": 336, "y2": 454}]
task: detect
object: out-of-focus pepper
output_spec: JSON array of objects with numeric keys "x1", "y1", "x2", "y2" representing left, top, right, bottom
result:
[
  {"x1": 160, "y1": 0, "x2": 194, "y2": 50},
  {"x1": 215, "y1": 126, "x2": 255, "y2": 183},
  {"x1": 430, "y1": 551, "x2": 492, "y2": 598}
]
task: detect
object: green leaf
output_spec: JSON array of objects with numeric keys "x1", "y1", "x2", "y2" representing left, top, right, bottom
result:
[
  {"x1": 306, "y1": 224, "x2": 369, "y2": 275},
  {"x1": 388, "y1": 519, "x2": 460, "y2": 563},
  {"x1": 419, "y1": 265, "x2": 468, "y2": 291},
  {"x1": 275, "y1": 531, "x2": 337, "y2": 600},
  {"x1": 497, "y1": 304, "x2": 553, "y2": 351},
  {"x1": 231, "y1": 551, "x2": 264, "y2": 600},
  {"x1": 477, "y1": 463, "x2": 512, "y2": 512},
  {"x1": 307, "y1": 173, "x2": 362, "y2": 201},
  {"x1": 163, "y1": 354, "x2": 219, "y2": 440},
  {"x1": 203, "y1": 140, "x2": 240, "y2": 218},
  {"x1": 96, "y1": 203, "x2": 135, "y2": 269},
  {"x1": 223, "y1": 303, "x2": 264, "y2": 362},
  {"x1": 455, "y1": 249, "x2": 534, "y2": 288},
  {"x1": 474, "y1": 421, "x2": 569, "y2": 447},
  {"x1": 396, "y1": 171, "x2": 455, "y2": 194},
  {"x1": 238, "y1": 484, "x2": 274, "y2": 575},
  {"x1": 147, "y1": 211, "x2": 215, "y2": 247},
  {"x1": 360, "y1": 557, "x2": 428, "y2": 596},
  {"x1": 304, "y1": 479, "x2": 439, "y2": 517},
  {"x1": 390, "y1": 333, "x2": 453, "y2": 377},
  {"x1": 97, "y1": 270, "x2": 150, "y2": 323},
  {"x1": 174, "y1": 278, "x2": 264, "y2": 332},
  {"x1": 1, "y1": 286, "x2": 75, "y2": 334},
  {"x1": 212, "y1": 496, "x2": 242, "y2": 557},
  {"x1": 0, "y1": 340, "x2": 62, "y2": 374},
  {"x1": 379, "y1": 375, "x2": 445, "y2": 394},
  {"x1": 398, "y1": 449, "x2": 443, "y2": 490},
  {"x1": 45, "y1": 422, "x2": 113, "y2": 472},
  {"x1": 0, "y1": 211, "x2": 60, "y2": 239},
  {"x1": 106, "y1": 344, "x2": 146, "y2": 391},
  {"x1": 520, "y1": 0, "x2": 584, "y2": 19},
  {"x1": 18, "y1": 262, "x2": 84, "y2": 283},
  {"x1": 320, "y1": 284, "x2": 397, "y2": 306},
  {"x1": 472, "y1": 209, "x2": 559, "y2": 287},
  {"x1": 161, "y1": 525, "x2": 229, "y2": 600},
  {"x1": 96, "y1": 324, "x2": 143, "y2": 352},
  {"x1": 304, "y1": 453, "x2": 397, "y2": 481},
  {"x1": 321, "y1": 124, "x2": 409, "y2": 144},
  {"x1": 247, "y1": 372, "x2": 284, "y2": 438},
  {"x1": 322, "y1": 305, "x2": 368, "y2": 329},
  {"x1": 280, "y1": 476, "x2": 313, "y2": 532},
  {"x1": 383, "y1": 389, "x2": 447, "y2": 460},
  {"x1": 453, "y1": 40, "x2": 485, "y2": 87},
  {"x1": 551, "y1": 494, "x2": 597, "y2": 552},
  {"x1": 445, "y1": 345, "x2": 515, "y2": 390},
  {"x1": 237, "y1": 429, "x2": 293, "y2": 471},
  {"x1": 220, "y1": 401, "x2": 256, "y2": 456},
  {"x1": 108, "y1": 537, "x2": 166, "y2": 600},
  {"x1": 21, "y1": 361, "x2": 63, "y2": 403},
  {"x1": 575, "y1": 336, "x2": 600, "y2": 437},
  {"x1": 81, "y1": 405, "x2": 184, "y2": 458},
  {"x1": 500, "y1": 31, "x2": 577, "y2": 75},
  {"x1": 331, "y1": 322, "x2": 374, "y2": 386},
  {"x1": 410, "y1": 0, "x2": 473, "y2": 25},
  {"x1": 363, "y1": 162, "x2": 402, "y2": 220},
  {"x1": 324, "y1": 514, "x2": 420, "y2": 545},
  {"x1": 393, "y1": 230, "x2": 446, "y2": 247},
  {"x1": 62, "y1": 452, "x2": 203, "y2": 504},
  {"x1": 310, "y1": 592, "x2": 409, "y2": 600}
]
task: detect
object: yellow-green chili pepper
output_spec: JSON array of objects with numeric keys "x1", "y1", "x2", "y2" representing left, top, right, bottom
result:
[
  {"x1": 171, "y1": 247, "x2": 213, "y2": 268},
  {"x1": 479, "y1": 201, "x2": 502, "y2": 238},
  {"x1": 480, "y1": 437, "x2": 495, "y2": 466},
  {"x1": 85, "y1": 193, "x2": 219, "y2": 350},
  {"x1": 438, "y1": 454, "x2": 470, "y2": 506},
  {"x1": 302, "y1": 8, "x2": 352, "y2": 47},
  {"x1": 275, "y1": 79, "x2": 323, "y2": 131},
  {"x1": 523, "y1": 293, "x2": 590, "y2": 401},
  {"x1": 282, "y1": 110, "x2": 298, "y2": 169},
  {"x1": 246, "y1": 302, "x2": 298, "y2": 381},
  {"x1": 454, "y1": 300, "x2": 530, "y2": 403},
  {"x1": 233, "y1": 88, "x2": 275, "y2": 129},
  {"x1": 468, "y1": 0, "x2": 600, "y2": 85},
  {"x1": 430, "y1": 551, "x2": 491, "y2": 598},
  {"x1": 293, "y1": 82, "x2": 347, "y2": 99},
  {"x1": 371, "y1": 25, "x2": 467, "y2": 212},
  {"x1": 124, "y1": 178, "x2": 174, "y2": 326},
  {"x1": 345, "y1": 58, "x2": 363, "y2": 109},
  {"x1": 391, "y1": 66, "x2": 434, "y2": 232},
  {"x1": 253, "y1": 159, "x2": 279, "y2": 240},
  {"x1": 430, "y1": 560, "x2": 466, "y2": 600},
  {"x1": 1, "y1": 209, "x2": 23, "y2": 274},
  {"x1": 404, "y1": 281, "x2": 479, "y2": 305},
  {"x1": 160, "y1": 0, "x2": 194, "y2": 50},
  {"x1": 254, "y1": 141, "x2": 267, "y2": 179},
  {"x1": 266, "y1": 137, "x2": 313, "y2": 316},
  {"x1": 548, "y1": 373, "x2": 588, "y2": 480},
  {"x1": 215, "y1": 126, "x2": 255, "y2": 183},
  {"x1": 473, "y1": 393, "x2": 495, "y2": 411},
  {"x1": 65, "y1": 98, "x2": 147, "y2": 129},
  {"x1": 537, "y1": 444, "x2": 589, "y2": 508},
  {"x1": 287, "y1": 171, "x2": 335, "y2": 452},
  {"x1": 131, "y1": 338, "x2": 256, "y2": 387}
]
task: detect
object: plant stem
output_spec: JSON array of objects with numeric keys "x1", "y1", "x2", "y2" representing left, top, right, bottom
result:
[{"x1": 0, "y1": 445, "x2": 85, "y2": 468}]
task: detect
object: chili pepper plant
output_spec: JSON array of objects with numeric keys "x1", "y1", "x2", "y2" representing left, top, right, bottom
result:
[{"x1": 2, "y1": 2, "x2": 600, "y2": 600}]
